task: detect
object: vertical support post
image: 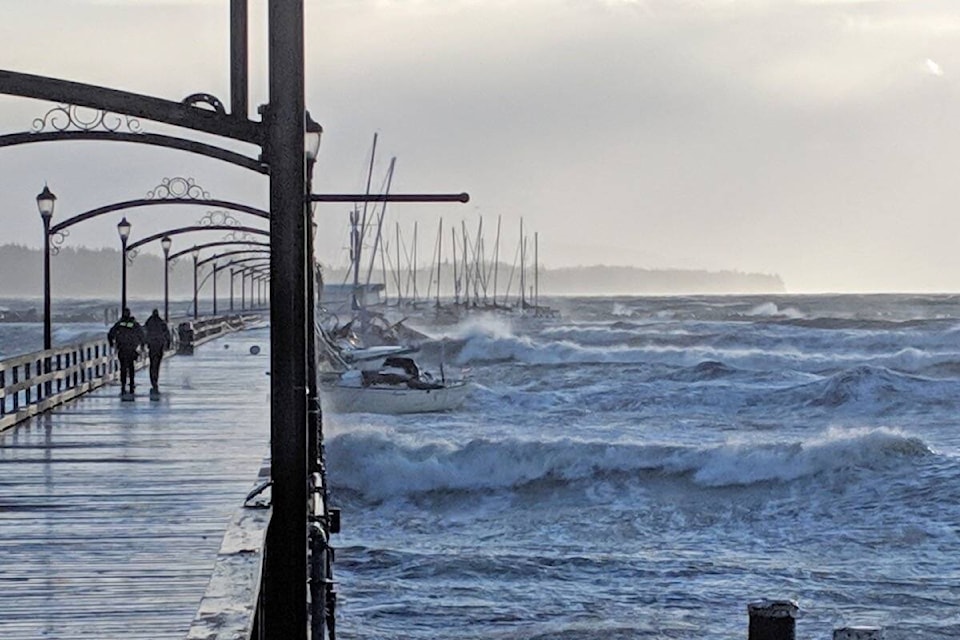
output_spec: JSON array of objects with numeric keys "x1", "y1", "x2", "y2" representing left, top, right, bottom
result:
[
  {"x1": 163, "y1": 254, "x2": 170, "y2": 323},
  {"x1": 212, "y1": 262, "x2": 218, "y2": 315},
  {"x1": 193, "y1": 254, "x2": 199, "y2": 319},
  {"x1": 42, "y1": 216, "x2": 52, "y2": 398},
  {"x1": 120, "y1": 237, "x2": 128, "y2": 313},
  {"x1": 42, "y1": 219, "x2": 52, "y2": 351},
  {"x1": 263, "y1": 1, "x2": 308, "y2": 639},
  {"x1": 230, "y1": 0, "x2": 249, "y2": 119},
  {"x1": 748, "y1": 600, "x2": 798, "y2": 640},
  {"x1": 230, "y1": 268, "x2": 235, "y2": 312},
  {"x1": 306, "y1": 160, "x2": 320, "y2": 476}
]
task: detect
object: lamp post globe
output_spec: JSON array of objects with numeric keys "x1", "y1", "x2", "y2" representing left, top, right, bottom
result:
[
  {"x1": 37, "y1": 185, "x2": 56, "y2": 221},
  {"x1": 37, "y1": 185, "x2": 56, "y2": 354},
  {"x1": 117, "y1": 217, "x2": 132, "y2": 313}
]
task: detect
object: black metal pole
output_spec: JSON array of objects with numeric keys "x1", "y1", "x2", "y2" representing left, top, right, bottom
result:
[
  {"x1": 264, "y1": 1, "x2": 308, "y2": 637},
  {"x1": 230, "y1": 0, "x2": 248, "y2": 119},
  {"x1": 43, "y1": 218, "x2": 52, "y2": 351},
  {"x1": 42, "y1": 217, "x2": 52, "y2": 398},
  {"x1": 306, "y1": 161, "x2": 320, "y2": 477},
  {"x1": 230, "y1": 268, "x2": 235, "y2": 311},
  {"x1": 120, "y1": 237, "x2": 128, "y2": 312},
  {"x1": 163, "y1": 251, "x2": 170, "y2": 323},
  {"x1": 193, "y1": 254, "x2": 199, "y2": 319},
  {"x1": 212, "y1": 262, "x2": 218, "y2": 315},
  {"x1": 241, "y1": 269, "x2": 246, "y2": 310}
]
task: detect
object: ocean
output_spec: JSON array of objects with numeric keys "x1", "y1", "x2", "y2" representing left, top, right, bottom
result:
[
  {"x1": 4, "y1": 293, "x2": 959, "y2": 639},
  {"x1": 324, "y1": 294, "x2": 960, "y2": 640}
]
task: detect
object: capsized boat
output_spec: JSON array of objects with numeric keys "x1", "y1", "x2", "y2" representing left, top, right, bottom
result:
[{"x1": 320, "y1": 356, "x2": 471, "y2": 414}]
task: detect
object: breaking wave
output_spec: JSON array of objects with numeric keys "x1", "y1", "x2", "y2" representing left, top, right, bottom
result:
[{"x1": 327, "y1": 427, "x2": 930, "y2": 500}]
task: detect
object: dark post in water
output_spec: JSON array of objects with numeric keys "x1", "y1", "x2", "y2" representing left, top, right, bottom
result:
[{"x1": 748, "y1": 599, "x2": 798, "y2": 640}]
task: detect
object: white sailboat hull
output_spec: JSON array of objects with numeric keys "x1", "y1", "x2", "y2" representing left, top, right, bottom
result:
[{"x1": 320, "y1": 381, "x2": 471, "y2": 414}]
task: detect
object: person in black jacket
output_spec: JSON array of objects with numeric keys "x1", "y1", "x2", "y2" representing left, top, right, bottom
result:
[
  {"x1": 107, "y1": 308, "x2": 145, "y2": 395},
  {"x1": 143, "y1": 309, "x2": 171, "y2": 393}
]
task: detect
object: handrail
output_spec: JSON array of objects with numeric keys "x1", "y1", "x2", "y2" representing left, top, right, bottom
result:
[
  {"x1": 0, "y1": 337, "x2": 127, "y2": 432},
  {"x1": 0, "y1": 313, "x2": 264, "y2": 432}
]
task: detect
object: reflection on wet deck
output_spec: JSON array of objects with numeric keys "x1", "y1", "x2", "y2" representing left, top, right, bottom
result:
[{"x1": 0, "y1": 328, "x2": 271, "y2": 639}]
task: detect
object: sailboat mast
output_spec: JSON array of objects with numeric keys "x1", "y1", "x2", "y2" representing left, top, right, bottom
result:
[
  {"x1": 435, "y1": 217, "x2": 443, "y2": 308},
  {"x1": 364, "y1": 156, "x2": 395, "y2": 294},
  {"x1": 353, "y1": 133, "x2": 378, "y2": 311},
  {"x1": 395, "y1": 222, "x2": 403, "y2": 306},
  {"x1": 493, "y1": 215, "x2": 501, "y2": 305},
  {"x1": 461, "y1": 221, "x2": 470, "y2": 307},
  {"x1": 534, "y1": 231, "x2": 539, "y2": 311},
  {"x1": 519, "y1": 217, "x2": 526, "y2": 308},
  {"x1": 451, "y1": 227, "x2": 460, "y2": 305},
  {"x1": 413, "y1": 221, "x2": 419, "y2": 303}
]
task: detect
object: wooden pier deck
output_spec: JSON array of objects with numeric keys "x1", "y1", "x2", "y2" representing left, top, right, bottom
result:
[{"x1": 0, "y1": 326, "x2": 271, "y2": 639}]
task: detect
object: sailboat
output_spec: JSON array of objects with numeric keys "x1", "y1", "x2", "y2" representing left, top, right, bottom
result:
[{"x1": 317, "y1": 322, "x2": 470, "y2": 414}]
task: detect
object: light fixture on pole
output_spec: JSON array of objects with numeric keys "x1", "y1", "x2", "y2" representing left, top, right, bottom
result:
[
  {"x1": 161, "y1": 235, "x2": 172, "y2": 323},
  {"x1": 117, "y1": 217, "x2": 132, "y2": 313},
  {"x1": 192, "y1": 246, "x2": 200, "y2": 319},
  {"x1": 304, "y1": 113, "x2": 322, "y2": 163},
  {"x1": 37, "y1": 185, "x2": 56, "y2": 353}
]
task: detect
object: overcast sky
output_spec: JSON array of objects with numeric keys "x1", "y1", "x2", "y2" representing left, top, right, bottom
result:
[{"x1": 0, "y1": 0, "x2": 958, "y2": 292}]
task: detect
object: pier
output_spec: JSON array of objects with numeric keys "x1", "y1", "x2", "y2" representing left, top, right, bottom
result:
[{"x1": 0, "y1": 319, "x2": 285, "y2": 639}]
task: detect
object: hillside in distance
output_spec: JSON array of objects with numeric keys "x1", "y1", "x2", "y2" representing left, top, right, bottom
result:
[
  {"x1": 0, "y1": 244, "x2": 785, "y2": 297},
  {"x1": 322, "y1": 262, "x2": 786, "y2": 296}
]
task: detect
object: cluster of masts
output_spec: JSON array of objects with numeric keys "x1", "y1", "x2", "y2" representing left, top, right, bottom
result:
[
  {"x1": 335, "y1": 134, "x2": 556, "y2": 320},
  {"x1": 344, "y1": 211, "x2": 554, "y2": 319}
]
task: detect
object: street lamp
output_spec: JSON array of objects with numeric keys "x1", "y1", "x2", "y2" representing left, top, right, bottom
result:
[
  {"x1": 192, "y1": 245, "x2": 200, "y2": 319},
  {"x1": 37, "y1": 185, "x2": 56, "y2": 352},
  {"x1": 161, "y1": 235, "x2": 172, "y2": 323},
  {"x1": 117, "y1": 216, "x2": 132, "y2": 313},
  {"x1": 304, "y1": 113, "x2": 322, "y2": 164}
]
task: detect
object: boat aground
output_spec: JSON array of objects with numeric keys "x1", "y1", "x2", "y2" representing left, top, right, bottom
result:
[{"x1": 320, "y1": 356, "x2": 471, "y2": 414}]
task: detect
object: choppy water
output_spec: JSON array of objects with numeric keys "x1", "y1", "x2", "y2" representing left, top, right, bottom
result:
[
  {"x1": 324, "y1": 294, "x2": 960, "y2": 639},
  {"x1": 4, "y1": 294, "x2": 959, "y2": 638}
]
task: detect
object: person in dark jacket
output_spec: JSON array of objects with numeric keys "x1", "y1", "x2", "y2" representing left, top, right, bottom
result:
[
  {"x1": 107, "y1": 307, "x2": 145, "y2": 395},
  {"x1": 143, "y1": 308, "x2": 171, "y2": 393}
]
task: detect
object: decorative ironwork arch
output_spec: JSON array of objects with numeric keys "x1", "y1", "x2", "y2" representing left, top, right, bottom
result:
[
  {"x1": 199, "y1": 248, "x2": 270, "y2": 268},
  {"x1": 0, "y1": 130, "x2": 267, "y2": 174},
  {"x1": 198, "y1": 256, "x2": 269, "y2": 291},
  {"x1": 129, "y1": 224, "x2": 269, "y2": 254},
  {"x1": 164, "y1": 239, "x2": 269, "y2": 260},
  {"x1": 50, "y1": 199, "x2": 269, "y2": 236}
]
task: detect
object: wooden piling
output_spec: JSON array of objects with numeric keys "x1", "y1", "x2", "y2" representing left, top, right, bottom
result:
[{"x1": 747, "y1": 599, "x2": 798, "y2": 640}]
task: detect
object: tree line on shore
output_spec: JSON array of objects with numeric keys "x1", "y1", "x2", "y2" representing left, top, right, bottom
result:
[{"x1": 0, "y1": 243, "x2": 785, "y2": 299}]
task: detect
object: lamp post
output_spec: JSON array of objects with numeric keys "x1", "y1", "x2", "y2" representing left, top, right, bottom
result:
[
  {"x1": 37, "y1": 185, "x2": 56, "y2": 352},
  {"x1": 117, "y1": 217, "x2": 132, "y2": 313},
  {"x1": 161, "y1": 235, "x2": 172, "y2": 323},
  {"x1": 304, "y1": 115, "x2": 323, "y2": 491},
  {"x1": 192, "y1": 246, "x2": 200, "y2": 319},
  {"x1": 212, "y1": 261, "x2": 218, "y2": 315}
]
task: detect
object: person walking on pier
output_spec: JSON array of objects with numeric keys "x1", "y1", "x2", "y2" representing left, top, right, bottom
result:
[
  {"x1": 108, "y1": 308, "x2": 145, "y2": 396},
  {"x1": 144, "y1": 308, "x2": 171, "y2": 394}
]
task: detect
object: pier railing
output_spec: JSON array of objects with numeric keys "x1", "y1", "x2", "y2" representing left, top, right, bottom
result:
[
  {"x1": 0, "y1": 337, "x2": 126, "y2": 431},
  {"x1": 0, "y1": 312, "x2": 264, "y2": 432}
]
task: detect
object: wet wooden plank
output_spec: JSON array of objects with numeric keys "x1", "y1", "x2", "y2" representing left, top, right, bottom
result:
[
  {"x1": 186, "y1": 464, "x2": 271, "y2": 640},
  {"x1": 0, "y1": 328, "x2": 272, "y2": 639}
]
